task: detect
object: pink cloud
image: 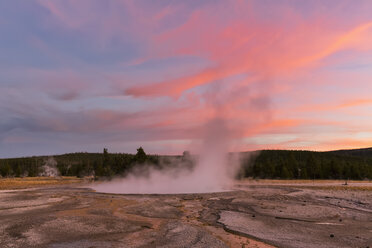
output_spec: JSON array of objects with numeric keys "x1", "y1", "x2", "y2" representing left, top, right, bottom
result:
[
  {"x1": 126, "y1": 16, "x2": 372, "y2": 97},
  {"x1": 5, "y1": 0, "x2": 371, "y2": 154}
]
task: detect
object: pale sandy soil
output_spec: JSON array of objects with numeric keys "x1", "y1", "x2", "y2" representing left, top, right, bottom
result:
[{"x1": 0, "y1": 179, "x2": 371, "y2": 248}]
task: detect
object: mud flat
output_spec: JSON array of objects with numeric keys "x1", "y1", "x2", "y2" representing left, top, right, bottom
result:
[{"x1": 0, "y1": 180, "x2": 371, "y2": 248}]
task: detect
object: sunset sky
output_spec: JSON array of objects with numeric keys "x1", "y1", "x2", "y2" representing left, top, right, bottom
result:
[{"x1": 1, "y1": 0, "x2": 372, "y2": 158}]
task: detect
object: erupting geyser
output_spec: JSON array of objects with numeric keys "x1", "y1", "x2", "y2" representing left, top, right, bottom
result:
[{"x1": 91, "y1": 118, "x2": 238, "y2": 194}]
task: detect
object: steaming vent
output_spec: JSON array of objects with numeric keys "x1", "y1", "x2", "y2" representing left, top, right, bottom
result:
[
  {"x1": 39, "y1": 157, "x2": 60, "y2": 177},
  {"x1": 92, "y1": 118, "x2": 241, "y2": 194}
]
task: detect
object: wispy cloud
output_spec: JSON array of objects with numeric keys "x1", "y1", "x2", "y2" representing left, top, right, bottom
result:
[{"x1": 1, "y1": 0, "x2": 372, "y2": 157}]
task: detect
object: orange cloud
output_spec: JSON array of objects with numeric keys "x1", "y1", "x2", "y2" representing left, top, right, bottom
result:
[
  {"x1": 298, "y1": 98, "x2": 372, "y2": 113},
  {"x1": 338, "y1": 99, "x2": 372, "y2": 108},
  {"x1": 11, "y1": 1, "x2": 371, "y2": 154},
  {"x1": 304, "y1": 139, "x2": 372, "y2": 152},
  {"x1": 126, "y1": 12, "x2": 372, "y2": 97},
  {"x1": 294, "y1": 21, "x2": 372, "y2": 68}
]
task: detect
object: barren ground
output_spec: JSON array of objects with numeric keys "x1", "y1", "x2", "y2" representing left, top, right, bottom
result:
[{"x1": 0, "y1": 179, "x2": 371, "y2": 248}]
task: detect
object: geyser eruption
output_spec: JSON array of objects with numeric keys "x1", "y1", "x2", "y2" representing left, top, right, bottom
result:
[
  {"x1": 190, "y1": 118, "x2": 234, "y2": 191},
  {"x1": 92, "y1": 118, "x2": 238, "y2": 194}
]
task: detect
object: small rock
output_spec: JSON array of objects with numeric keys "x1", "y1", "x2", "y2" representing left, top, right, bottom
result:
[
  {"x1": 330, "y1": 234, "x2": 334, "y2": 238},
  {"x1": 252, "y1": 214, "x2": 255, "y2": 218}
]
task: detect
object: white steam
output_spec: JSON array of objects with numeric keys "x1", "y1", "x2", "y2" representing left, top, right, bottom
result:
[
  {"x1": 91, "y1": 118, "x2": 239, "y2": 194},
  {"x1": 39, "y1": 157, "x2": 60, "y2": 177}
]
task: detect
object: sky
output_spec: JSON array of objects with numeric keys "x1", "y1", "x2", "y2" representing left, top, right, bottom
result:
[{"x1": 1, "y1": 0, "x2": 372, "y2": 158}]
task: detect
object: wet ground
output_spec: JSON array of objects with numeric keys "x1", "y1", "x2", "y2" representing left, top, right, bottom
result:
[{"x1": 0, "y1": 181, "x2": 371, "y2": 248}]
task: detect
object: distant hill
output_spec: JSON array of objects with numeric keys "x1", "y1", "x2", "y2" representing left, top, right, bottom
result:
[{"x1": 330, "y1": 147, "x2": 372, "y2": 159}]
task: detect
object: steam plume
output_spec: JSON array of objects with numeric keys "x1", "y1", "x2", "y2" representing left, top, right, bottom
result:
[
  {"x1": 40, "y1": 157, "x2": 60, "y2": 177},
  {"x1": 91, "y1": 117, "x2": 237, "y2": 194}
]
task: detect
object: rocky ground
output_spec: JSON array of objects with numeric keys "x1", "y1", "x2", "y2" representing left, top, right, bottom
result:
[{"x1": 0, "y1": 180, "x2": 371, "y2": 248}]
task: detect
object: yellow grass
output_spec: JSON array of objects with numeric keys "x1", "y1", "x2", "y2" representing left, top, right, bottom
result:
[
  {"x1": 243, "y1": 179, "x2": 372, "y2": 184},
  {"x1": 241, "y1": 179, "x2": 372, "y2": 191},
  {"x1": 298, "y1": 185, "x2": 372, "y2": 191},
  {"x1": 0, "y1": 177, "x2": 83, "y2": 190}
]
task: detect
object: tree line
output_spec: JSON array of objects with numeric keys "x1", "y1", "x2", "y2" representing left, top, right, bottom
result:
[
  {"x1": 0, "y1": 148, "x2": 371, "y2": 180},
  {"x1": 239, "y1": 150, "x2": 372, "y2": 180},
  {"x1": 0, "y1": 147, "x2": 161, "y2": 178}
]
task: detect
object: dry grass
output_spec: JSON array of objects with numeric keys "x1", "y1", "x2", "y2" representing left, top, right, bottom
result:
[
  {"x1": 241, "y1": 179, "x2": 372, "y2": 191},
  {"x1": 243, "y1": 179, "x2": 372, "y2": 184},
  {"x1": 0, "y1": 176, "x2": 83, "y2": 190},
  {"x1": 298, "y1": 185, "x2": 372, "y2": 191}
]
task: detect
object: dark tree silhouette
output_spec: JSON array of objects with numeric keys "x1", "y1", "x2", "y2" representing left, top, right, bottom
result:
[{"x1": 135, "y1": 147, "x2": 147, "y2": 164}]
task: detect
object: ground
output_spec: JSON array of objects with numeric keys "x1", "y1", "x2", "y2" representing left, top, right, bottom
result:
[{"x1": 0, "y1": 178, "x2": 371, "y2": 248}]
